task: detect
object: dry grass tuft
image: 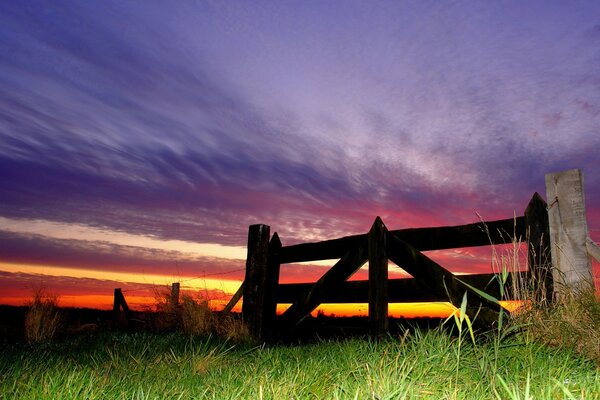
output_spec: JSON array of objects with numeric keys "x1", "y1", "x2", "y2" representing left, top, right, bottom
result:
[
  {"x1": 152, "y1": 286, "x2": 182, "y2": 331},
  {"x1": 25, "y1": 289, "x2": 61, "y2": 343},
  {"x1": 214, "y1": 313, "x2": 251, "y2": 343},
  {"x1": 485, "y1": 220, "x2": 600, "y2": 364},
  {"x1": 153, "y1": 287, "x2": 250, "y2": 342},
  {"x1": 180, "y1": 294, "x2": 213, "y2": 336},
  {"x1": 518, "y1": 285, "x2": 600, "y2": 365}
]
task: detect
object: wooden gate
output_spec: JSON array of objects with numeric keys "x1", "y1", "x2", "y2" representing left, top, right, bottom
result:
[{"x1": 225, "y1": 193, "x2": 552, "y2": 341}]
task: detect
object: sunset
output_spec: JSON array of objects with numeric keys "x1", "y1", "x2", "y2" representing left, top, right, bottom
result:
[
  {"x1": 1, "y1": 2, "x2": 600, "y2": 397},
  {"x1": 1, "y1": 1, "x2": 599, "y2": 319}
]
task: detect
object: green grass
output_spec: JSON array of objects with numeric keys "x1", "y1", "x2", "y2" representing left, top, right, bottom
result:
[{"x1": 1, "y1": 328, "x2": 598, "y2": 400}]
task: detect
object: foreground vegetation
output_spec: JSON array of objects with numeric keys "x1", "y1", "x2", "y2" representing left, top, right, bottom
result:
[
  {"x1": 1, "y1": 325, "x2": 598, "y2": 400},
  {"x1": 4, "y1": 260, "x2": 599, "y2": 399}
]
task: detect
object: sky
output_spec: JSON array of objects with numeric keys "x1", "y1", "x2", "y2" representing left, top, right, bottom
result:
[{"x1": 1, "y1": 1, "x2": 599, "y2": 316}]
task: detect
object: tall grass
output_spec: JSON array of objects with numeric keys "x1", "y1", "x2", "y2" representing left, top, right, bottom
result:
[
  {"x1": 24, "y1": 289, "x2": 61, "y2": 343},
  {"x1": 153, "y1": 286, "x2": 250, "y2": 342},
  {"x1": 179, "y1": 294, "x2": 213, "y2": 335},
  {"x1": 481, "y1": 219, "x2": 600, "y2": 366},
  {"x1": 517, "y1": 284, "x2": 600, "y2": 365}
]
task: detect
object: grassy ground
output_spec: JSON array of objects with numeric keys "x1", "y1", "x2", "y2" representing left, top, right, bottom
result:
[{"x1": 1, "y1": 327, "x2": 598, "y2": 400}]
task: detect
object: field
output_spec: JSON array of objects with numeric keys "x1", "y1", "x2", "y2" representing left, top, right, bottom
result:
[
  {"x1": 1, "y1": 323, "x2": 599, "y2": 399},
  {"x1": 2, "y1": 283, "x2": 600, "y2": 400}
]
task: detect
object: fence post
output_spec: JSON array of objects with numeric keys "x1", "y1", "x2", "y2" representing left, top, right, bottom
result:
[
  {"x1": 242, "y1": 224, "x2": 271, "y2": 342},
  {"x1": 524, "y1": 192, "x2": 553, "y2": 303},
  {"x1": 112, "y1": 288, "x2": 131, "y2": 325},
  {"x1": 368, "y1": 216, "x2": 388, "y2": 336},
  {"x1": 170, "y1": 282, "x2": 180, "y2": 308},
  {"x1": 113, "y1": 288, "x2": 121, "y2": 317},
  {"x1": 545, "y1": 169, "x2": 594, "y2": 295}
]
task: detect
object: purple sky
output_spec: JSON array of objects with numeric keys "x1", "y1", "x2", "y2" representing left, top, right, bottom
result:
[{"x1": 1, "y1": 1, "x2": 599, "y2": 306}]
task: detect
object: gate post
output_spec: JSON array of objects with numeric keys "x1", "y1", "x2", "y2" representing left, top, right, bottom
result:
[
  {"x1": 524, "y1": 192, "x2": 553, "y2": 303},
  {"x1": 545, "y1": 169, "x2": 594, "y2": 296},
  {"x1": 368, "y1": 217, "x2": 388, "y2": 336},
  {"x1": 242, "y1": 224, "x2": 272, "y2": 342}
]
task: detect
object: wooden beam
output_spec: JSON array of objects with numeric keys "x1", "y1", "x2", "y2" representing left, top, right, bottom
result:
[
  {"x1": 368, "y1": 217, "x2": 388, "y2": 336},
  {"x1": 393, "y1": 217, "x2": 525, "y2": 252},
  {"x1": 280, "y1": 234, "x2": 364, "y2": 263},
  {"x1": 524, "y1": 192, "x2": 553, "y2": 303},
  {"x1": 279, "y1": 217, "x2": 525, "y2": 263},
  {"x1": 222, "y1": 281, "x2": 245, "y2": 313},
  {"x1": 279, "y1": 240, "x2": 368, "y2": 327},
  {"x1": 242, "y1": 224, "x2": 271, "y2": 341},
  {"x1": 276, "y1": 273, "x2": 519, "y2": 303},
  {"x1": 386, "y1": 233, "x2": 505, "y2": 329}
]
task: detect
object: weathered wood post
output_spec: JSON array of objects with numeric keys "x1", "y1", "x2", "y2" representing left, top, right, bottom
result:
[
  {"x1": 242, "y1": 224, "x2": 276, "y2": 342},
  {"x1": 112, "y1": 288, "x2": 131, "y2": 325},
  {"x1": 170, "y1": 282, "x2": 180, "y2": 308},
  {"x1": 524, "y1": 192, "x2": 553, "y2": 303},
  {"x1": 545, "y1": 169, "x2": 594, "y2": 296},
  {"x1": 113, "y1": 288, "x2": 122, "y2": 315},
  {"x1": 368, "y1": 216, "x2": 388, "y2": 336}
]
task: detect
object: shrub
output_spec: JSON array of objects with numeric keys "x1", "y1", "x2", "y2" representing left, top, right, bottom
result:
[{"x1": 24, "y1": 290, "x2": 61, "y2": 343}]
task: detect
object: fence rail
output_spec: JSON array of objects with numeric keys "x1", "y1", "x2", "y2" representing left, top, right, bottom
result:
[
  {"x1": 276, "y1": 273, "x2": 524, "y2": 303},
  {"x1": 279, "y1": 217, "x2": 525, "y2": 264}
]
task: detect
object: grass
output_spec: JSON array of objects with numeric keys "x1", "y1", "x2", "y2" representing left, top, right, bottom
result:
[
  {"x1": 516, "y1": 285, "x2": 600, "y2": 366},
  {"x1": 24, "y1": 289, "x2": 61, "y2": 343},
  {"x1": 5, "y1": 282, "x2": 600, "y2": 399},
  {"x1": 1, "y1": 328, "x2": 598, "y2": 399},
  {"x1": 481, "y1": 222, "x2": 600, "y2": 368}
]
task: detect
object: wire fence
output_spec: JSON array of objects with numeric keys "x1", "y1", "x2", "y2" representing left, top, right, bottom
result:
[{"x1": 122, "y1": 267, "x2": 245, "y2": 294}]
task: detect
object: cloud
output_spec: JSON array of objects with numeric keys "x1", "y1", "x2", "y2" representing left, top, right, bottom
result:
[
  {"x1": 0, "y1": 229, "x2": 248, "y2": 279},
  {"x1": 0, "y1": 0, "x2": 599, "y2": 290},
  {"x1": 0, "y1": 270, "x2": 126, "y2": 297}
]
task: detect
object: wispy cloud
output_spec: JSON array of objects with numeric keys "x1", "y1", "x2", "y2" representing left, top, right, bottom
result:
[{"x1": 1, "y1": 1, "x2": 599, "y2": 297}]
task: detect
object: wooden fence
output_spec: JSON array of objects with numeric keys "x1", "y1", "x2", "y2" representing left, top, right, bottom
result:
[{"x1": 226, "y1": 192, "x2": 553, "y2": 341}]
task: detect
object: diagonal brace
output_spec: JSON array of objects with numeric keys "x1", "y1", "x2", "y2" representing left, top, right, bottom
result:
[
  {"x1": 387, "y1": 232, "x2": 506, "y2": 329},
  {"x1": 279, "y1": 240, "x2": 368, "y2": 327}
]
